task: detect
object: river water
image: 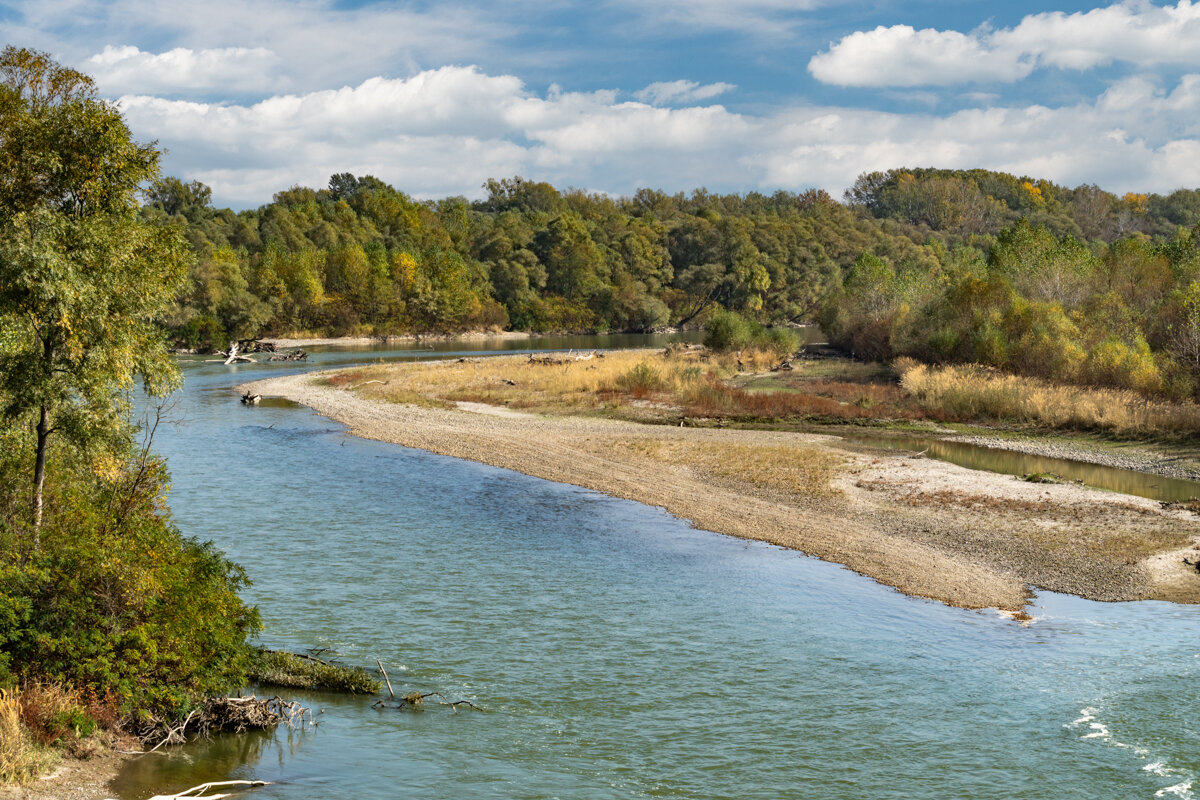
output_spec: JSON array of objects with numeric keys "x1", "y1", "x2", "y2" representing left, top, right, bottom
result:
[{"x1": 112, "y1": 335, "x2": 1200, "y2": 800}]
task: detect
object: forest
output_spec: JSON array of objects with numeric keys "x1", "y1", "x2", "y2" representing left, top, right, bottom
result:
[{"x1": 155, "y1": 167, "x2": 1200, "y2": 399}]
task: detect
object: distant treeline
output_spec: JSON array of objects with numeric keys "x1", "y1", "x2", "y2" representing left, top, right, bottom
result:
[{"x1": 150, "y1": 168, "x2": 1200, "y2": 397}]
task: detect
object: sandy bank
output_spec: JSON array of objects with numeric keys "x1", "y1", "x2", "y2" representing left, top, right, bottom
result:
[
  {"x1": 244, "y1": 370, "x2": 1200, "y2": 611},
  {"x1": 0, "y1": 748, "x2": 134, "y2": 800}
]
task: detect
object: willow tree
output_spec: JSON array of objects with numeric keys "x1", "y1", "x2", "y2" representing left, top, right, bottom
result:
[{"x1": 0, "y1": 47, "x2": 187, "y2": 537}]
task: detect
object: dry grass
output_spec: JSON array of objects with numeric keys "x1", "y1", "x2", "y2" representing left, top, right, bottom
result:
[
  {"x1": 332, "y1": 349, "x2": 777, "y2": 415},
  {"x1": 0, "y1": 689, "x2": 56, "y2": 785},
  {"x1": 896, "y1": 358, "x2": 1200, "y2": 436},
  {"x1": 613, "y1": 437, "x2": 844, "y2": 498}
]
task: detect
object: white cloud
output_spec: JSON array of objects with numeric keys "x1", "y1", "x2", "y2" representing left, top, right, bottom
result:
[
  {"x1": 809, "y1": 25, "x2": 1035, "y2": 87},
  {"x1": 86, "y1": 45, "x2": 281, "y2": 94},
  {"x1": 633, "y1": 80, "x2": 736, "y2": 105},
  {"x1": 1, "y1": 0, "x2": 519, "y2": 97},
  {"x1": 112, "y1": 65, "x2": 1200, "y2": 208},
  {"x1": 809, "y1": 0, "x2": 1200, "y2": 87}
]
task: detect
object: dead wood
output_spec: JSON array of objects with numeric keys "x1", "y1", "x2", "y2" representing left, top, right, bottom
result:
[
  {"x1": 372, "y1": 690, "x2": 481, "y2": 713},
  {"x1": 377, "y1": 659, "x2": 395, "y2": 699},
  {"x1": 148, "y1": 779, "x2": 272, "y2": 800},
  {"x1": 528, "y1": 350, "x2": 598, "y2": 365}
]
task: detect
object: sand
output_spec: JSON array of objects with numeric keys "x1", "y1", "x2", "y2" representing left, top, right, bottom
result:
[{"x1": 243, "y1": 370, "x2": 1200, "y2": 611}]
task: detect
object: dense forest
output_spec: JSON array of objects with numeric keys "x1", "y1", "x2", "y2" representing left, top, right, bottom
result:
[{"x1": 154, "y1": 168, "x2": 1200, "y2": 398}]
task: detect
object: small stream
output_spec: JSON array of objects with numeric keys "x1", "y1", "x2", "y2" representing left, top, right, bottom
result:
[{"x1": 840, "y1": 433, "x2": 1200, "y2": 503}]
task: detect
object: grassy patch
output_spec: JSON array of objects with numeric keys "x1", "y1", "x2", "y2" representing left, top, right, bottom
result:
[
  {"x1": 613, "y1": 438, "x2": 844, "y2": 498},
  {"x1": 0, "y1": 689, "x2": 57, "y2": 785},
  {"x1": 248, "y1": 650, "x2": 381, "y2": 694},
  {"x1": 896, "y1": 358, "x2": 1200, "y2": 437}
]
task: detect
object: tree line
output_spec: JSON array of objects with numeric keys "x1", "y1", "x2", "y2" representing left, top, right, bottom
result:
[{"x1": 155, "y1": 169, "x2": 1200, "y2": 399}]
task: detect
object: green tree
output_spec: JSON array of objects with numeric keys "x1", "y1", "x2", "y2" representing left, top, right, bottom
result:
[{"x1": 0, "y1": 47, "x2": 188, "y2": 537}]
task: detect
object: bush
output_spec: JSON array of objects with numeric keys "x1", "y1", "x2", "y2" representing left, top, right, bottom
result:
[
  {"x1": 704, "y1": 310, "x2": 755, "y2": 352},
  {"x1": 248, "y1": 650, "x2": 381, "y2": 694},
  {"x1": 618, "y1": 363, "x2": 663, "y2": 398},
  {"x1": 0, "y1": 448, "x2": 261, "y2": 722}
]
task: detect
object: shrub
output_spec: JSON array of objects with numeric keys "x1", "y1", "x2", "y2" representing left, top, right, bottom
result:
[
  {"x1": 248, "y1": 650, "x2": 381, "y2": 695},
  {"x1": 618, "y1": 363, "x2": 663, "y2": 398},
  {"x1": 0, "y1": 449, "x2": 261, "y2": 722},
  {"x1": 704, "y1": 310, "x2": 755, "y2": 352}
]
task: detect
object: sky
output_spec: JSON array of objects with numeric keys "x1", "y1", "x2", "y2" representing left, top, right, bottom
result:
[{"x1": 5, "y1": 0, "x2": 1200, "y2": 208}]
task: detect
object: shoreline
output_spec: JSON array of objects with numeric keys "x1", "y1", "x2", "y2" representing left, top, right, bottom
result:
[
  {"x1": 0, "y1": 747, "x2": 136, "y2": 800},
  {"x1": 260, "y1": 330, "x2": 536, "y2": 348},
  {"x1": 243, "y1": 367, "x2": 1200, "y2": 612}
]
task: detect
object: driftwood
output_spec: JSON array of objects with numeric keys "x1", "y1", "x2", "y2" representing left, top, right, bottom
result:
[
  {"x1": 372, "y1": 691, "x2": 481, "y2": 713},
  {"x1": 268, "y1": 348, "x2": 307, "y2": 362},
  {"x1": 240, "y1": 391, "x2": 261, "y2": 405},
  {"x1": 528, "y1": 350, "x2": 597, "y2": 365},
  {"x1": 133, "y1": 695, "x2": 310, "y2": 749},
  {"x1": 220, "y1": 342, "x2": 256, "y2": 365},
  {"x1": 771, "y1": 359, "x2": 794, "y2": 371},
  {"x1": 370, "y1": 660, "x2": 479, "y2": 712},
  {"x1": 148, "y1": 779, "x2": 272, "y2": 800}
]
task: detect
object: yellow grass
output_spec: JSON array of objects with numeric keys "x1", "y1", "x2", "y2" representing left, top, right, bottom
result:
[
  {"x1": 896, "y1": 358, "x2": 1200, "y2": 435},
  {"x1": 614, "y1": 437, "x2": 844, "y2": 498},
  {"x1": 330, "y1": 348, "x2": 779, "y2": 414},
  {"x1": 0, "y1": 689, "x2": 55, "y2": 785}
]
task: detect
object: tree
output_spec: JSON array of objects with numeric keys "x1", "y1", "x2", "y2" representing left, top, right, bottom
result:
[{"x1": 0, "y1": 47, "x2": 188, "y2": 537}]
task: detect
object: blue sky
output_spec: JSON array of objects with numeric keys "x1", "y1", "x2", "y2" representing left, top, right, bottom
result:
[{"x1": 5, "y1": 0, "x2": 1200, "y2": 207}]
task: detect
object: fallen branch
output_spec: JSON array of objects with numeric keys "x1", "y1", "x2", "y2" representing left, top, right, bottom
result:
[
  {"x1": 377, "y1": 659, "x2": 395, "y2": 699},
  {"x1": 148, "y1": 779, "x2": 272, "y2": 800},
  {"x1": 372, "y1": 690, "x2": 481, "y2": 713},
  {"x1": 528, "y1": 350, "x2": 598, "y2": 365}
]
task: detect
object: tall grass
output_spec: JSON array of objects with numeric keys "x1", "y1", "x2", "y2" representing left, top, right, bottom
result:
[
  {"x1": 334, "y1": 349, "x2": 780, "y2": 413},
  {"x1": 0, "y1": 689, "x2": 56, "y2": 785},
  {"x1": 896, "y1": 357, "x2": 1200, "y2": 435}
]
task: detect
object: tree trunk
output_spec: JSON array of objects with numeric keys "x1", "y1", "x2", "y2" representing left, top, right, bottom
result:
[{"x1": 32, "y1": 404, "x2": 49, "y2": 540}]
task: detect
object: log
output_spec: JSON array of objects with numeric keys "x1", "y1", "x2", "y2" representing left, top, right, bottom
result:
[{"x1": 148, "y1": 779, "x2": 272, "y2": 800}]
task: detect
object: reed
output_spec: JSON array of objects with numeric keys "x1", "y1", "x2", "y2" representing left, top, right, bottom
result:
[{"x1": 896, "y1": 358, "x2": 1200, "y2": 435}]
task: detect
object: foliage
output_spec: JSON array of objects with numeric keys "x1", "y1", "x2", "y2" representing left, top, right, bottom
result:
[
  {"x1": 0, "y1": 47, "x2": 189, "y2": 531},
  {"x1": 247, "y1": 650, "x2": 381, "y2": 695},
  {"x1": 0, "y1": 439, "x2": 261, "y2": 720}
]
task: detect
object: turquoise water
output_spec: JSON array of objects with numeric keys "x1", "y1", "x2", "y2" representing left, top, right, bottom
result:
[{"x1": 112, "y1": 336, "x2": 1200, "y2": 800}]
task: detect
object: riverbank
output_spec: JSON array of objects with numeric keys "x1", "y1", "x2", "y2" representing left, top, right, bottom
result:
[
  {"x1": 244, "y1": 363, "x2": 1200, "y2": 611},
  {"x1": 0, "y1": 747, "x2": 134, "y2": 800},
  {"x1": 260, "y1": 330, "x2": 536, "y2": 348}
]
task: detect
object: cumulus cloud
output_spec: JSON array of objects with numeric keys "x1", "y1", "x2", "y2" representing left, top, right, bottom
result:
[
  {"x1": 1, "y1": 0, "x2": 519, "y2": 97},
  {"x1": 86, "y1": 45, "x2": 281, "y2": 94},
  {"x1": 633, "y1": 80, "x2": 736, "y2": 105},
  {"x1": 809, "y1": 0, "x2": 1200, "y2": 87},
  {"x1": 110, "y1": 64, "x2": 1200, "y2": 208}
]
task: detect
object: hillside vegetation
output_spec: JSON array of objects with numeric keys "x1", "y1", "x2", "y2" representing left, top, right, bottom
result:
[{"x1": 154, "y1": 170, "x2": 1200, "y2": 399}]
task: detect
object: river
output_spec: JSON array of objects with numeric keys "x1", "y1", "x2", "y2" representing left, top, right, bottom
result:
[{"x1": 112, "y1": 334, "x2": 1200, "y2": 800}]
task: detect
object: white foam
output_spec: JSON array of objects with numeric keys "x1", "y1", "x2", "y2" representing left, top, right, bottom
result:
[
  {"x1": 1070, "y1": 707, "x2": 1098, "y2": 726},
  {"x1": 1155, "y1": 780, "x2": 1193, "y2": 798},
  {"x1": 1082, "y1": 722, "x2": 1109, "y2": 740},
  {"x1": 1145, "y1": 761, "x2": 1173, "y2": 777}
]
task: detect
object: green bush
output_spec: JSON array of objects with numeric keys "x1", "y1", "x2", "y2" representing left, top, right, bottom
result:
[
  {"x1": 0, "y1": 448, "x2": 261, "y2": 720},
  {"x1": 704, "y1": 310, "x2": 755, "y2": 352},
  {"x1": 618, "y1": 363, "x2": 663, "y2": 397}
]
